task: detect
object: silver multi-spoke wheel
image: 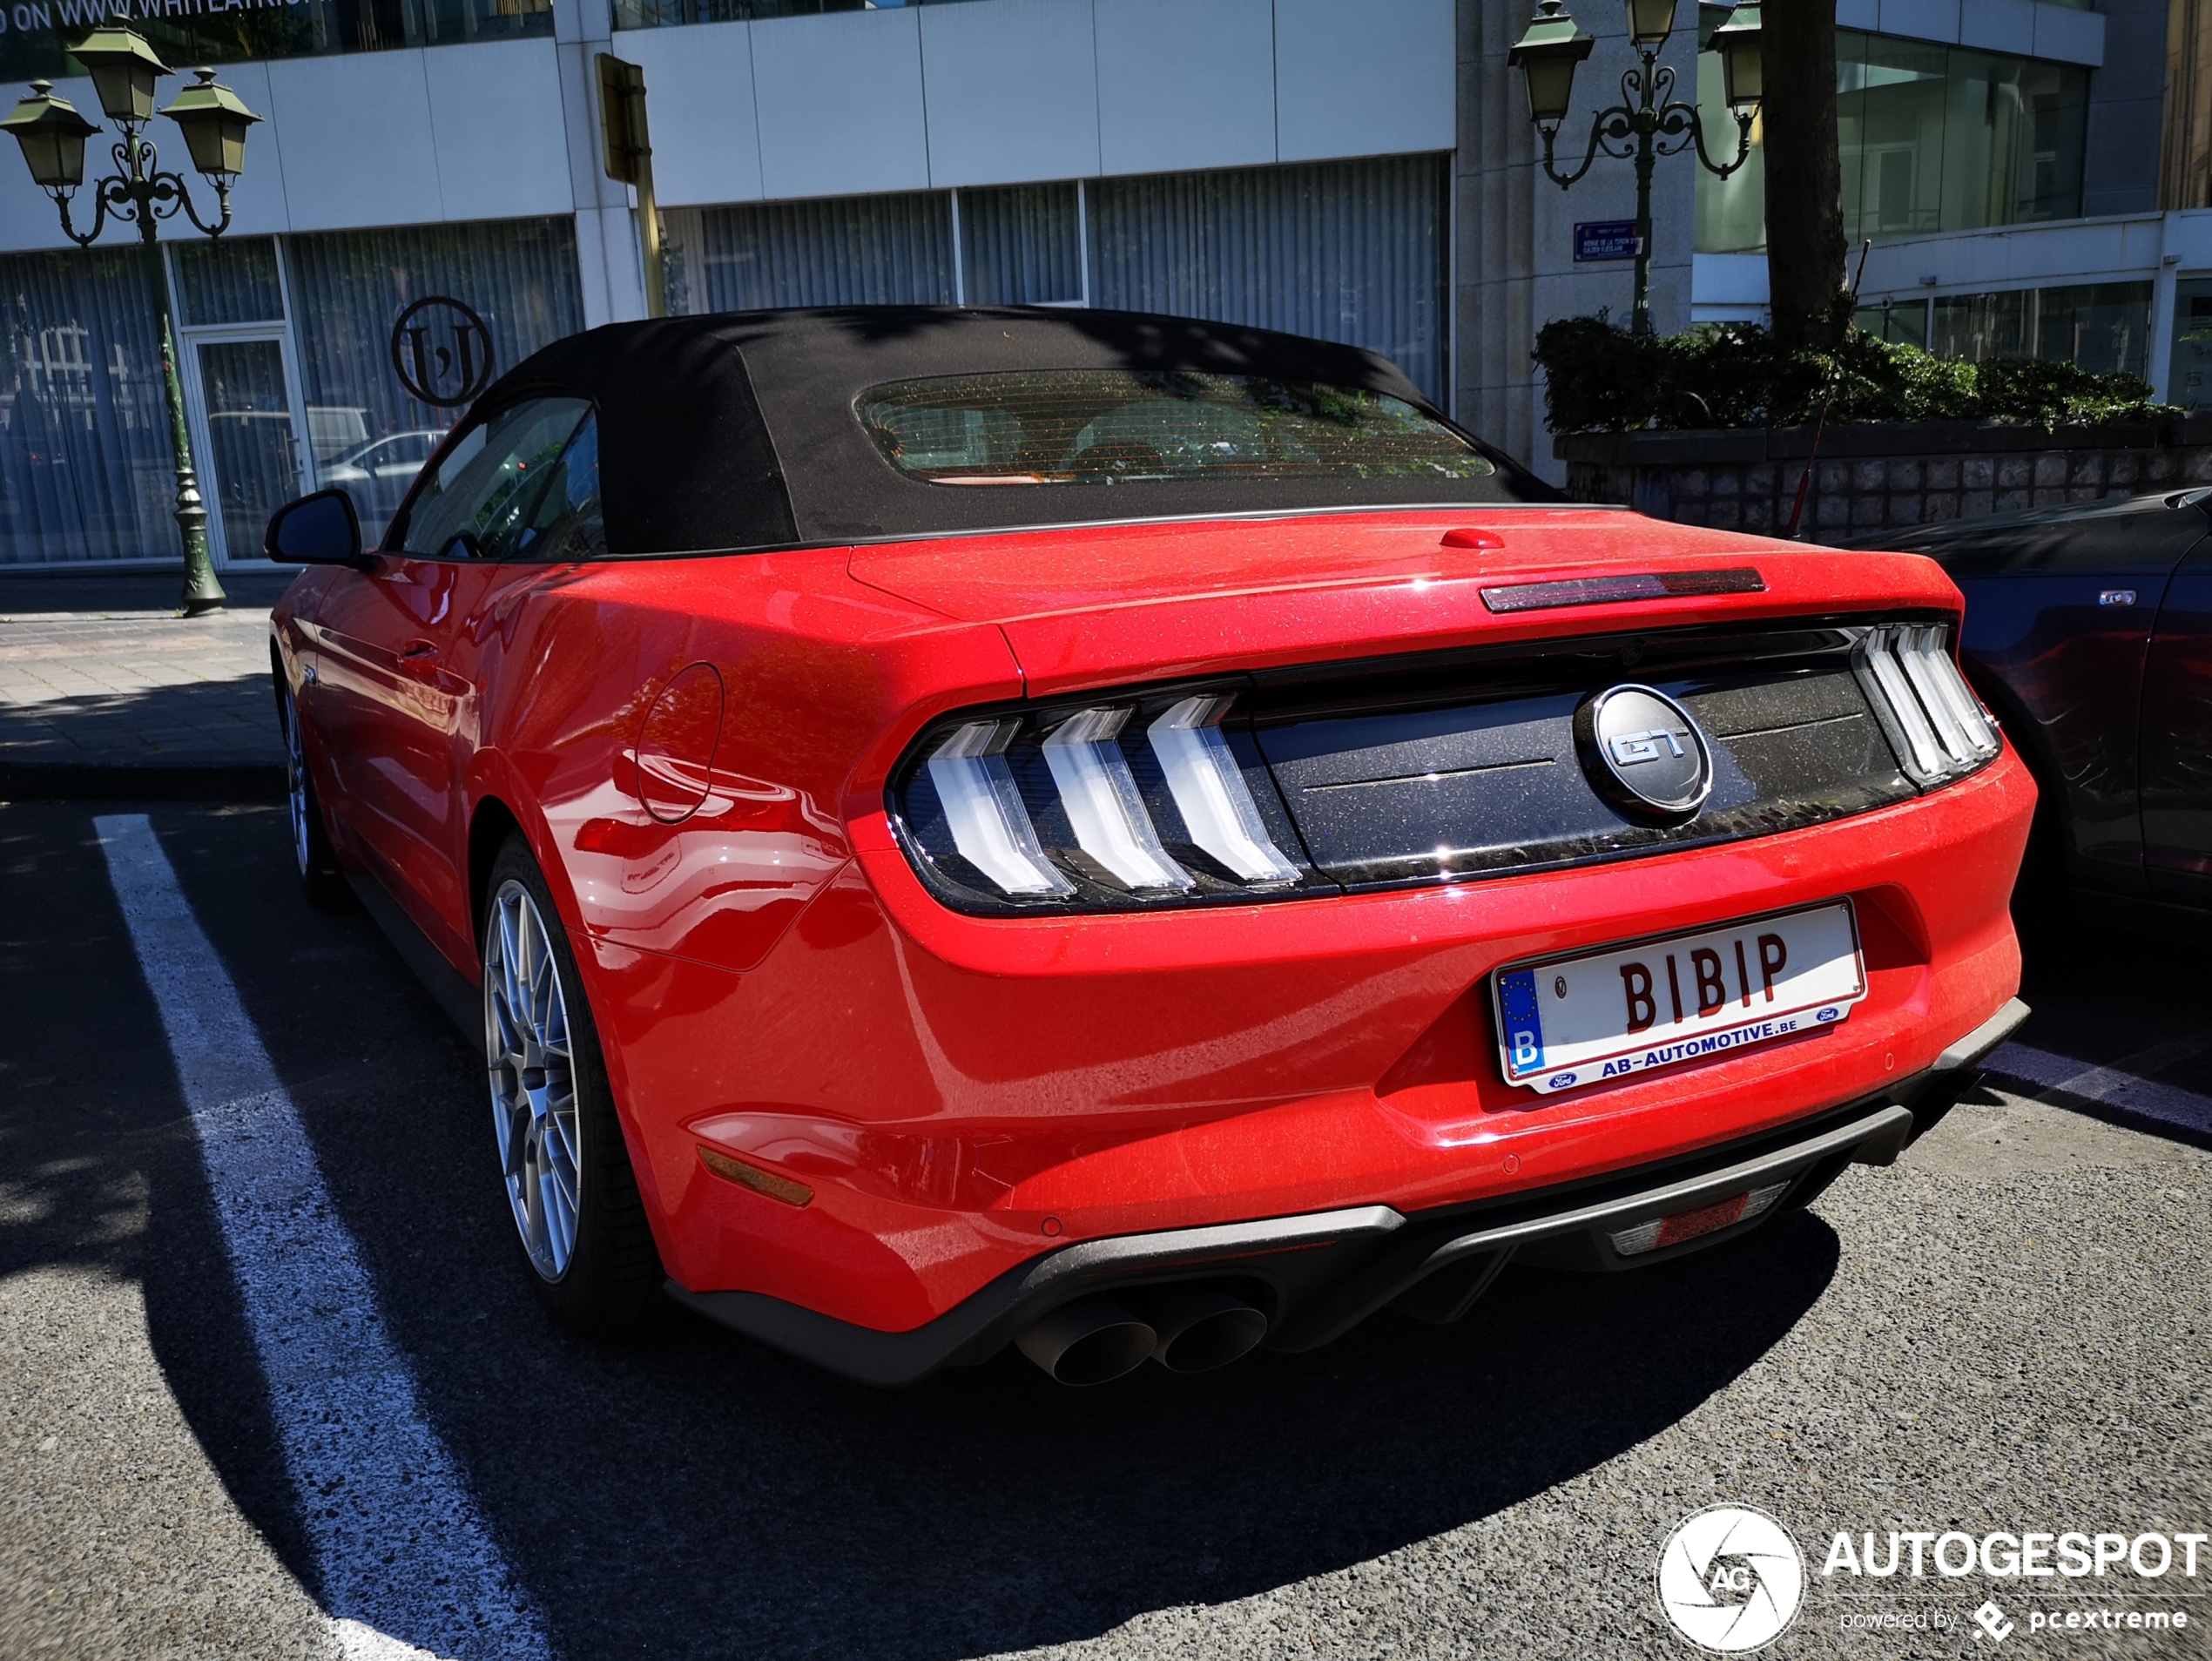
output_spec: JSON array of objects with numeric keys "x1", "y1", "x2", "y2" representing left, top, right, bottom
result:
[
  {"x1": 283, "y1": 689, "x2": 312, "y2": 877},
  {"x1": 485, "y1": 879, "x2": 582, "y2": 1281}
]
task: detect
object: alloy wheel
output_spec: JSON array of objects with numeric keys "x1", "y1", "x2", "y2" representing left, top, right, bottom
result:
[
  {"x1": 485, "y1": 879, "x2": 582, "y2": 1280},
  {"x1": 283, "y1": 690, "x2": 311, "y2": 877}
]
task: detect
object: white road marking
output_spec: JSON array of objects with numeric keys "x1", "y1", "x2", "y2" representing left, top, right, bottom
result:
[
  {"x1": 1986, "y1": 1041, "x2": 2212, "y2": 1138},
  {"x1": 95, "y1": 814, "x2": 548, "y2": 1661}
]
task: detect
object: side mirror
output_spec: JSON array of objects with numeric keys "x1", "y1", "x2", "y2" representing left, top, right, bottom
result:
[{"x1": 265, "y1": 489, "x2": 365, "y2": 566}]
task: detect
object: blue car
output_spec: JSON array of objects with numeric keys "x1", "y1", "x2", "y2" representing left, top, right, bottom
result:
[{"x1": 1858, "y1": 490, "x2": 2212, "y2": 934}]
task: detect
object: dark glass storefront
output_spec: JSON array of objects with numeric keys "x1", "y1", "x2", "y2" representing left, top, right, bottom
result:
[
  {"x1": 0, "y1": 0, "x2": 550, "y2": 84},
  {"x1": 0, "y1": 216, "x2": 583, "y2": 566}
]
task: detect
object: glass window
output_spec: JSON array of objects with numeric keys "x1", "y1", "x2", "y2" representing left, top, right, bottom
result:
[
  {"x1": 1696, "y1": 31, "x2": 2090, "y2": 253},
  {"x1": 1933, "y1": 289, "x2": 2032, "y2": 361},
  {"x1": 0, "y1": 246, "x2": 172, "y2": 566},
  {"x1": 2032, "y1": 282, "x2": 2153, "y2": 377},
  {"x1": 0, "y1": 0, "x2": 549, "y2": 78},
  {"x1": 172, "y1": 238, "x2": 285, "y2": 328},
  {"x1": 660, "y1": 157, "x2": 1448, "y2": 408},
  {"x1": 961, "y1": 183, "x2": 1082, "y2": 306},
  {"x1": 1858, "y1": 299, "x2": 1930, "y2": 349},
  {"x1": 393, "y1": 397, "x2": 591, "y2": 560},
  {"x1": 857, "y1": 371, "x2": 1492, "y2": 486},
  {"x1": 285, "y1": 216, "x2": 584, "y2": 548},
  {"x1": 665, "y1": 192, "x2": 954, "y2": 314},
  {"x1": 1932, "y1": 283, "x2": 2152, "y2": 376},
  {"x1": 1089, "y1": 156, "x2": 1449, "y2": 404},
  {"x1": 2167, "y1": 280, "x2": 2212, "y2": 412}
]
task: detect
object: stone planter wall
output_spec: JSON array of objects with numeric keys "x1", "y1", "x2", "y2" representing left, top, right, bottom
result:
[{"x1": 1556, "y1": 415, "x2": 2212, "y2": 542}]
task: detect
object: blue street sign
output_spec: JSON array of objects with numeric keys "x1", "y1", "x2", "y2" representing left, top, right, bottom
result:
[{"x1": 1575, "y1": 220, "x2": 1643, "y2": 261}]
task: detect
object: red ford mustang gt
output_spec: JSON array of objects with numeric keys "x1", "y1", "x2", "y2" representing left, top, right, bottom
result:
[{"x1": 266, "y1": 309, "x2": 2033, "y2": 1386}]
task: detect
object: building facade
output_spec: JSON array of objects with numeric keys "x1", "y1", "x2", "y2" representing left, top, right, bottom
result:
[{"x1": 0, "y1": 0, "x2": 2188, "y2": 570}]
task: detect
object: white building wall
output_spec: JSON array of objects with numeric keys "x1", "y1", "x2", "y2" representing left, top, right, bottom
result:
[
  {"x1": 0, "y1": 39, "x2": 575, "y2": 253},
  {"x1": 611, "y1": 0, "x2": 1453, "y2": 210}
]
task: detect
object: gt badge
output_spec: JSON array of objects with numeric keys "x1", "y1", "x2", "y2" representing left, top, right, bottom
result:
[{"x1": 1575, "y1": 684, "x2": 1713, "y2": 819}]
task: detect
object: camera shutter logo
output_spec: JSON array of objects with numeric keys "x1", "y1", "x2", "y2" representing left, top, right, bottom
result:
[
  {"x1": 1657, "y1": 1506, "x2": 1805, "y2": 1652},
  {"x1": 390, "y1": 296, "x2": 496, "y2": 408}
]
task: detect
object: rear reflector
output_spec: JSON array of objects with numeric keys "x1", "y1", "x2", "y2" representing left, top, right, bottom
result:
[
  {"x1": 698, "y1": 1145, "x2": 814, "y2": 1208},
  {"x1": 1608, "y1": 1179, "x2": 1790, "y2": 1257},
  {"x1": 1479, "y1": 568, "x2": 1765, "y2": 614}
]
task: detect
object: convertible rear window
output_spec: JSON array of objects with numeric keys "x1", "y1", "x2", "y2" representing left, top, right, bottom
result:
[{"x1": 857, "y1": 370, "x2": 1494, "y2": 486}]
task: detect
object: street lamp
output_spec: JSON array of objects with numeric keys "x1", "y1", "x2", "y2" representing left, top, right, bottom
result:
[
  {"x1": 1, "y1": 19, "x2": 262, "y2": 615},
  {"x1": 1509, "y1": 0, "x2": 1760, "y2": 337}
]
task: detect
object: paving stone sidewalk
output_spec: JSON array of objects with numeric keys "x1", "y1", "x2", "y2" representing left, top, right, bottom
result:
[{"x1": 0, "y1": 572, "x2": 296, "y2": 793}]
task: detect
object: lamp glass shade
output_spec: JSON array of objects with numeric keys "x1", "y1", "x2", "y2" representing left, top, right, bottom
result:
[
  {"x1": 160, "y1": 69, "x2": 260, "y2": 179},
  {"x1": 1712, "y1": 4, "x2": 1764, "y2": 109},
  {"x1": 1624, "y1": 0, "x2": 1677, "y2": 49},
  {"x1": 1508, "y1": 0, "x2": 1596, "y2": 128},
  {"x1": 1, "y1": 81, "x2": 99, "y2": 190},
  {"x1": 70, "y1": 19, "x2": 170, "y2": 123},
  {"x1": 1521, "y1": 55, "x2": 1581, "y2": 126}
]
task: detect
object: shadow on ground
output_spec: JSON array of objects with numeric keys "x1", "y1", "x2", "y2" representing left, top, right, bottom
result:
[{"x1": 9, "y1": 801, "x2": 1842, "y2": 1660}]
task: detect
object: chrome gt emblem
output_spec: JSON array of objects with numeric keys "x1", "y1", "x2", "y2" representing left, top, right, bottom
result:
[{"x1": 1575, "y1": 684, "x2": 1712, "y2": 819}]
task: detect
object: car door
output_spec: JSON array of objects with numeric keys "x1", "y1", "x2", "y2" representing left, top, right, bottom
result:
[
  {"x1": 1930, "y1": 497, "x2": 2208, "y2": 899},
  {"x1": 2141, "y1": 532, "x2": 2212, "y2": 910},
  {"x1": 307, "y1": 396, "x2": 595, "y2": 965}
]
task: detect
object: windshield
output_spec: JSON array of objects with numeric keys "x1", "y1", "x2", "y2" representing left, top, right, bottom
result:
[{"x1": 857, "y1": 369, "x2": 1494, "y2": 487}]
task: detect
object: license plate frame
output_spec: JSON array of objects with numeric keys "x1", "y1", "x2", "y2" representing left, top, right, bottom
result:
[{"x1": 1491, "y1": 899, "x2": 1867, "y2": 1095}]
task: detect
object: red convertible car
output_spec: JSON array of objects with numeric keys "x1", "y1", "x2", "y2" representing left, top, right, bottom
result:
[{"x1": 266, "y1": 309, "x2": 2033, "y2": 1386}]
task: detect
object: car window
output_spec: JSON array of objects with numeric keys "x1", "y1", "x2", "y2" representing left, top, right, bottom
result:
[
  {"x1": 857, "y1": 370, "x2": 1494, "y2": 485},
  {"x1": 502, "y1": 413, "x2": 605, "y2": 563},
  {"x1": 394, "y1": 397, "x2": 591, "y2": 560}
]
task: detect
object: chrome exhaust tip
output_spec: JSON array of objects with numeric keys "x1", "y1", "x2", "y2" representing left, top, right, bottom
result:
[{"x1": 1015, "y1": 1296, "x2": 1157, "y2": 1386}]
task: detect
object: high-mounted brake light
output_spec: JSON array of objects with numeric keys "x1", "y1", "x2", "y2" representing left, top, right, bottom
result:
[
  {"x1": 1148, "y1": 696, "x2": 1301, "y2": 886},
  {"x1": 925, "y1": 721, "x2": 1070, "y2": 897},
  {"x1": 1042, "y1": 707, "x2": 1192, "y2": 892}
]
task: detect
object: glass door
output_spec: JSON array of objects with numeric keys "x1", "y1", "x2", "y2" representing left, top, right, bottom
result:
[{"x1": 194, "y1": 334, "x2": 303, "y2": 564}]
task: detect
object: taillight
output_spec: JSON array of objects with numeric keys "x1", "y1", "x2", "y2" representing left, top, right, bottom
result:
[
  {"x1": 891, "y1": 690, "x2": 1315, "y2": 915},
  {"x1": 1852, "y1": 623, "x2": 2000, "y2": 787}
]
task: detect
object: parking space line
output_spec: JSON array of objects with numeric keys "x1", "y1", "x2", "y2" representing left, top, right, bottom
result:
[
  {"x1": 95, "y1": 814, "x2": 548, "y2": 1661},
  {"x1": 1986, "y1": 1040, "x2": 2212, "y2": 1138}
]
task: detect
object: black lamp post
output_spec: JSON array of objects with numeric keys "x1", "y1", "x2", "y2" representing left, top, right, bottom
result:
[
  {"x1": 1, "y1": 18, "x2": 262, "y2": 616},
  {"x1": 1510, "y1": 0, "x2": 1763, "y2": 337}
]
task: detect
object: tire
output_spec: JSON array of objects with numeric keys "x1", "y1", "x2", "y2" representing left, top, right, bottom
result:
[
  {"x1": 481, "y1": 835, "x2": 666, "y2": 1338},
  {"x1": 280, "y1": 676, "x2": 348, "y2": 908}
]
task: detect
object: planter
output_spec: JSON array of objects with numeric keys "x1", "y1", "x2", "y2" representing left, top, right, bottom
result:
[{"x1": 1554, "y1": 415, "x2": 2212, "y2": 541}]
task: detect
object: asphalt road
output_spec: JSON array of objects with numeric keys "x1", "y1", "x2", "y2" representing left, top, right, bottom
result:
[{"x1": 2, "y1": 799, "x2": 2207, "y2": 1661}]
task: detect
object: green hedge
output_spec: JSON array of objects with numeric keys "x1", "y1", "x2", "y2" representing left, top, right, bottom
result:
[{"x1": 1533, "y1": 317, "x2": 2174, "y2": 435}]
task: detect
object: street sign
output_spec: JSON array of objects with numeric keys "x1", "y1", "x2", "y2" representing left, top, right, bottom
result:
[{"x1": 1575, "y1": 220, "x2": 1642, "y2": 261}]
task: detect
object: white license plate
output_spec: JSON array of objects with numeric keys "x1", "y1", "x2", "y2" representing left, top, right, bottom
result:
[{"x1": 1492, "y1": 901, "x2": 1867, "y2": 1095}]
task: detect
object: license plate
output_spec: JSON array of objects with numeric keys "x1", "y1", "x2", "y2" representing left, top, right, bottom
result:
[{"x1": 1492, "y1": 900, "x2": 1866, "y2": 1095}]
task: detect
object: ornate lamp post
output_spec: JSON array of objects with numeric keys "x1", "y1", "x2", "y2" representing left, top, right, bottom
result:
[
  {"x1": 1509, "y1": 0, "x2": 1764, "y2": 337},
  {"x1": 2, "y1": 19, "x2": 262, "y2": 615}
]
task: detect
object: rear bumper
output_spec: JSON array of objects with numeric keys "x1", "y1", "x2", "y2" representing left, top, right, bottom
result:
[{"x1": 671, "y1": 996, "x2": 2025, "y2": 1384}]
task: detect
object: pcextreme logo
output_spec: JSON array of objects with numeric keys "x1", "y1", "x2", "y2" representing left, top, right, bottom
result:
[{"x1": 1658, "y1": 1506, "x2": 1807, "y2": 1652}]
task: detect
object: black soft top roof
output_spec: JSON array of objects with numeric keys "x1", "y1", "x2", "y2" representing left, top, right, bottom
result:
[{"x1": 476, "y1": 307, "x2": 1551, "y2": 555}]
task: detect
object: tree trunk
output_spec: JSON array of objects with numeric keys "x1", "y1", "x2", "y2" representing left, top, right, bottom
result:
[{"x1": 1763, "y1": 0, "x2": 1849, "y2": 350}]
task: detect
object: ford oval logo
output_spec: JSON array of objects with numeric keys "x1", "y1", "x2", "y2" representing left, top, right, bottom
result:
[{"x1": 1575, "y1": 684, "x2": 1713, "y2": 819}]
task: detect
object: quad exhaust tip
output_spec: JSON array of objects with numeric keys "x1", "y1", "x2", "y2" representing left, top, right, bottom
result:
[
  {"x1": 1135, "y1": 1283, "x2": 1268, "y2": 1374},
  {"x1": 1015, "y1": 1286, "x2": 1269, "y2": 1385}
]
